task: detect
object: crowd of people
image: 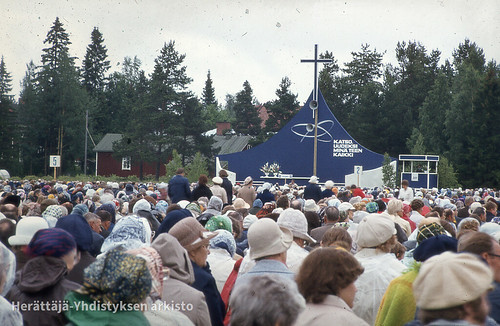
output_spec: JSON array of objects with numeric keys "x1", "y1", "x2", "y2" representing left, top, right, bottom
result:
[{"x1": 0, "y1": 168, "x2": 499, "y2": 326}]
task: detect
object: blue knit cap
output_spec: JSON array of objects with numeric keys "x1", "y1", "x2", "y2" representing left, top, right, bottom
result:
[{"x1": 27, "y1": 228, "x2": 76, "y2": 258}]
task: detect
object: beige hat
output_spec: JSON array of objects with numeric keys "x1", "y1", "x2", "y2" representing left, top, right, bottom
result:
[
  {"x1": 168, "y1": 217, "x2": 217, "y2": 251},
  {"x1": 469, "y1": 201, "x2": 482, "y2": 214},
  {"x1": 9, "y1": 216, "x2": 49, "y2": 246},
  {"x1": 355, "y1": 213, "x2": 396, "y2": 248},
  {"x1": 308, "y1": 176, "x2": 318, "y2": 184},
  {"x1": 244, "y1": 176, "x2": 253, "y2": 185},
  {"x1": 413, "y1": 252, "x2": 493, "y2": 310},
  {"x1": 212, "y1": 177, "x2": 223, "y2": 185},
  {"x1": 233, "y1": 198, "x2": 250, "y2": 209},
  {"x1": 277, "y1": 208, "x2": 316, "y2": 244},
  {"x1": 248, "y1": 218, "x2": 293, "y2": 260},
  {"x1": 303, "y1": 199, "x2": 319, "y2": 212}
]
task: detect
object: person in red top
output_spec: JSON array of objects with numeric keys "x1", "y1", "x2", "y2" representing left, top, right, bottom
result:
[{"x1": 350, "y1": 185, "x2": 365, "y2": 198}]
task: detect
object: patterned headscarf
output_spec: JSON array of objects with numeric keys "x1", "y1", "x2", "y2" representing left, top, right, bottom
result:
[
  {"x1": 206, "y1": 215, "x2": 233, "y2": 233},
  {"x1": 186, "y1": 202, "x2": 202, "y2": 216},
  {"x1": 27, "y1": 228, "x2": 76, "y2": 258},
  {"x1": 155, "y1": 200, "x2": 169, "y2": 214},
  {"x1": 366, "y1": 202, "x2": 379, "y2": 213},
  {"x1": 209, "y1": 229, "x2": 236, "y2": 257},
  {"x1": 333, "y1": 222, "x2": 350, "y2": 230},
  {"x1": 127, "y1": 247, "x2": 164, "y2": 300},
  {"x1": 79, "y1": 250, "x2": 152, "y2": 304},
  {"x1": 100, "y1": 216, "x2": 149, "y2": 253},
  {"x1": 42, "y1": 205, "x2": 64, "y2": 228},
  {"x1": 417, "y1": 222, "x2": 447, "y2": 243}
]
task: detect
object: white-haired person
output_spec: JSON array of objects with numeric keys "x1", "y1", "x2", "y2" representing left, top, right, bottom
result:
[{"x1": 230, "y1": 274, "x2": 305, "y2": 326}]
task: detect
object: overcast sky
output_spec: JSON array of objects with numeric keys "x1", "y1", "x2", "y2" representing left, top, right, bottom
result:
[{"x1": 1, "y1": 0, "x2": 499, "y2": 105}]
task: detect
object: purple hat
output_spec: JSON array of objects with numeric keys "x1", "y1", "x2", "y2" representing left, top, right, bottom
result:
[{"x1": 27, "y1": 228, "x2": 76, "y2": 258}]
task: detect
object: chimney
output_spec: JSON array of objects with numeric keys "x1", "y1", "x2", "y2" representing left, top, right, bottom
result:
[{"x1": 216, "y1": 122, "x2": 231, "y2": 136}]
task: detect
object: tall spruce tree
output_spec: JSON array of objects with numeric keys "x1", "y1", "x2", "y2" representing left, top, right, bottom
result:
[
  {"x1": 202, "y1": 70, "x2": 217, "y2": 106},
  {"x1": 265, "y1": 77, "x2": 299, "y2": 132},
  {"x1": 0, "y1": 56, "x2": 18, "y2": 174},
  {"x1": 36, "y1": 17, "x2": 88, "y2": 175},
  {"x1": 82, "y1": 27, "x2": 110, "y2": 94},
  {"x1": 233, "y1": 80, "x2": 261, "y2": 136},
  {"x1": 18, "y1": 61, "x2": 42, "y2": 175}
]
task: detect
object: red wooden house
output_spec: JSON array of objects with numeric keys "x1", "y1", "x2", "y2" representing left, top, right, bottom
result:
[{"x1": 93, "y1": 133, "x2": 166, "y2": 177}]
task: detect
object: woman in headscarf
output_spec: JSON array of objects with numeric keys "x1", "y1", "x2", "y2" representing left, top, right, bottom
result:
[
  {"x1": 6, "y1": 228, "x2": 80, "y2": 326},
  {"x1": 41, "y1": 204, "x2": 63, "y2": 227},
  {"x1": 100, "y1": 215, "x2": 151, "y2": 253},
  {"x1": 0, "y1": 242, "x2": 23, "y2": 326},
  {"x1": 64, "y1": 250, "x2": 152, "y2": 325},
  {"x1": 169, "y1": 217, "x2": 225, "y2": 326},
  {"x1": 127, "y1": 246, "x2": 194, "y2": 326},
  {"x1": 197, "y1": 196, "x2": 223, "y2": 226},
  {"x1": 152, "y1": 233, "x2": 211, "y2": 326},
  {"x1": 206, "y1": 230, "x2": 237, "y2": 292}
]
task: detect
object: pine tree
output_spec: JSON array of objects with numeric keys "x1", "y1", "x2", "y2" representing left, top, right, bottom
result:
[
  {"x1": 265, "y1": 77, "x2": 299, "y2": 132},
  {"x1": 149, "y1": 40, "x2": 193, "y2": 179},
  {"x1": 202, "y1": 70, "x2": 217, "y2": 106},
  {"x1": 233, "y1": 80, "x2": 261, "y2": 136}
]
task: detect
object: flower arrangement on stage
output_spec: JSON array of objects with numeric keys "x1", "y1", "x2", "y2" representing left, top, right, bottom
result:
[
  {"x1": 260, "y1": 162, "x2": 271, "y2": 175},
  {"x1": 270, "y1": 162, "x2": 282, "y2": 175}
]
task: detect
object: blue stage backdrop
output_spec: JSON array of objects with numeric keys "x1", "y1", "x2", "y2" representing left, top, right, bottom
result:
[{"x1": 218, "y1": 90, "x2": 393, "y2": 185}]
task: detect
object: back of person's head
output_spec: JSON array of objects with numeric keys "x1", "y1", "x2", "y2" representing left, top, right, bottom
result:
[
  {"x1": 485, "y1": 201, "x2": 498, "y2": 212},
  {"x1": 401, "y1": 180, "x2": 409, "y2": 187},
  {"x1": 457, "y1": 231, "x2": 494, "y2": 255},
  {"x1": 230, "y1": 274, "x2": 305, "y2": 326},
  {"x1": 0, "y1": 219, "x2": 16, "y2": 249},
  {"x1": 458, "y1": 217, "x2": 480, "y2": 233},
  {"x1": 324, "y1": 206, "x2": 340, "y2": 223},
  {"x1": 410, "y1": 199, "x2": 425, "y2": 211},
  {"x1": 387, "y1": 198, "x2": 403, "y2": 215},
  {"x1": 219, "y1": 170, "x2": 228, "y2": 178},
  {"x1": 276, "y1": 195, "x2": 290, "y2": 209},
  {"x1": 96, "y1": 210, "x2": 112, "y2": 223},
  {"x1": 321, "y1": 227, "x2": 352, "y2": 249},
  {"x1": 375, "y1": 199, "x2": 386, "y2": 212},
  {"x1": 290, "y1": 199, "x2": 303, "y2": 211},
  {"x1": 198, "y1": 174, "x2": 208, "y2": 185},
  {"x1": 432, "y1": 206, "x2": 444, "y2": 218},
  {"x1": 297, "y1": 247, "x2": 363, "y2": 304}
]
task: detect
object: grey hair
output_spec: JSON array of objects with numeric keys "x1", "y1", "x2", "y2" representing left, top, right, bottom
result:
[
  {"x1": 230, "y1": 275, "x2": 305, "y2": 326},
  {"x1": 84, "y1": 212, "x2": 100, "y2": 223},
  {"x1": 387, "y1": 198, "x2": 403, "y2": 215}
]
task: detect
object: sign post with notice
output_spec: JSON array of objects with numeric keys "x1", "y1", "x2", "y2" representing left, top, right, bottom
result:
[
  {"x1": 49, "y1": 155, "x2": 61, "y2": 180},
  {"x1": 354, "y1": 165, "x2": 363, "y2": 187}
]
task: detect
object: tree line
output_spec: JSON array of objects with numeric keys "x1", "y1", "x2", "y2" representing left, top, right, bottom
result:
[{"x1": 0, "y1": 17, "x2": 498, "y2": 187}]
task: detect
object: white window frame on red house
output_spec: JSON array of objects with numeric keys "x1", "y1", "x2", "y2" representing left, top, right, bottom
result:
[{"x1": 121, "y1": 156, "x2": 131, "y2": 170}]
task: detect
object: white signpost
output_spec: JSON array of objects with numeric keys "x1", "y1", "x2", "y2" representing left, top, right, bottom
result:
[
  {"x1": 354, "y1": 165, "x2": 363, "y2": 186},
  {"x1": 49, "y1": 155, "x2": 61, "y2": 179}
]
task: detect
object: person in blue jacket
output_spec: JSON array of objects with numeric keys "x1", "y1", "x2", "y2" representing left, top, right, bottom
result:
[{"x1": 168, "y1": 168, "x2": 191, "y2": 204}]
